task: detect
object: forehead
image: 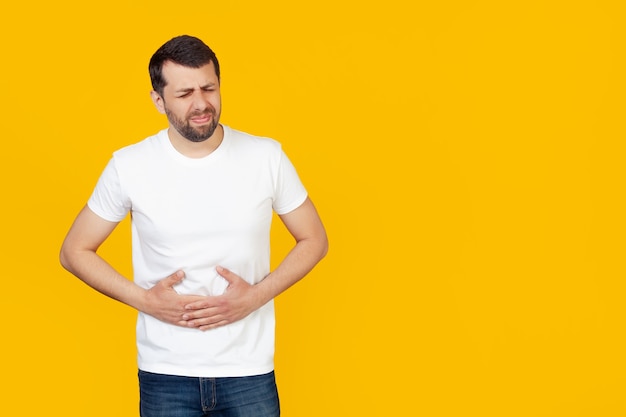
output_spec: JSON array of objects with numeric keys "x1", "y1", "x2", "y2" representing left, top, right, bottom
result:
[{"x1": 161, "y1": 61, "x2": 219, "y2": 90}]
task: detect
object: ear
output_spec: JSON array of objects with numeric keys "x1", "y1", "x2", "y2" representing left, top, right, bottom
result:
[{"x1": 150, "y1": 90, "x2": 166, "y2": 114}]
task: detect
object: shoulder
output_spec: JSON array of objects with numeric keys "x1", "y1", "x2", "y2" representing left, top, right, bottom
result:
[
  {"x1": 111, "y1": 130, "x2": 166, "y2": 162},
  {"x1": 225, "y1": 126, "x2": 283, "y2": 154}
]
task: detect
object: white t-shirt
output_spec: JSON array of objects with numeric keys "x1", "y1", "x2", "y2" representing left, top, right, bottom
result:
[{"x1": 87, "y1": 125, "x2": 307, "y2": 377}]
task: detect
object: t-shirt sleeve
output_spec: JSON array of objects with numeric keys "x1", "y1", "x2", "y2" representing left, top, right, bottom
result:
[
  {"x1": 272, "y1": 150, "x2": 308, "y2": 215},
  {"x1": 87, "y1": 157, "x2": 131, "y2": 222}
]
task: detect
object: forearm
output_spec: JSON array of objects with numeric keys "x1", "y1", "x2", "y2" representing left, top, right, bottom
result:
[
  {"x1": 254, "y1": 234, "x2": 328, "y2": 306},
  {"x1": 60, "y1": 248, "x2": 147, "y2": 312},
  {"x1": 251, "y1": 197, "x2": 329, "y2": 306},
  {"x1": 60, "y1": 205, "x2": 204, "y2": 327}
]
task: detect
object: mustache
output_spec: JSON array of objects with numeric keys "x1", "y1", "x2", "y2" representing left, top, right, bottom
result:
[{"x1": 188, "y1": 108, "x2": 215, "y2": 118}]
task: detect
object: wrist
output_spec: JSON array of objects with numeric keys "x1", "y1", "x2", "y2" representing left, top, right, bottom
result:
[
  {"x1": 131, "y1": 286, "x2": 151, "y2": 315},
  {"x1": 252, "y1": 275, "x2": 276, "y2": 307}
]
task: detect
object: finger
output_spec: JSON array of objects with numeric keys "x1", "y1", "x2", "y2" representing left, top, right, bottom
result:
[
  {"x1": 182, "y1": 306, "x2": 221, "y2": 320},
  {"x1": 184, "y1": 316, "x2": 229, "y2": 331},
  {"x1": 184, "y1": 299, "x2": 213, "y2": 310},
  {"x1": 198, "y1": 319, "x2": 230, "y2": 331},
  {"x1": 216, "y1": 266, "x2": 237, "y2": 284},
  {"x1": 185, "y1": 315, "x2": 226, "y2": 329},
  {"x1": 176, "y1": 319, "x2": 190, "y2": 327},
  {"x1": 183, "y1": 294, "x2": 221, "y2": 310},
  {"x1": 160, "y1": 270, "x2": 185, "y2": 288}
]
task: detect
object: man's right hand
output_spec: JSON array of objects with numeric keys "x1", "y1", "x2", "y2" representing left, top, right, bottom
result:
[{"x1": 142, "y1": 270, "x2": 207, "y2": 327}]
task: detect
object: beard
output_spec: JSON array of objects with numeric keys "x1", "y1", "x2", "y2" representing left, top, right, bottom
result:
[{"x1": 165, "y1": 106, "x2": 220, "y2": 143}]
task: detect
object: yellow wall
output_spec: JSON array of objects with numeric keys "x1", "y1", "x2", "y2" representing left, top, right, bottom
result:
[{"x1": 1, "y1": 0, "x2": 624, "y2": 415}]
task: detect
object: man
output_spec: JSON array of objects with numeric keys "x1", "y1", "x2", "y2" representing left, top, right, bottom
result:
[{"x1": 60, "y1": 35, "x2": 328, "y2": 416}]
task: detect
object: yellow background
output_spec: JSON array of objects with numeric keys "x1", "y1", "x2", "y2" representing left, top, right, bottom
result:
[{"x1": 1, "y1": 0, "x2": 625, "y2": 415}]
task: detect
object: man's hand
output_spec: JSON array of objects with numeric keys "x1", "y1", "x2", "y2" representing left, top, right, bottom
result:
[
  {"x1": 142, "y1": 270, "x2": 208, "y2": 327},
  {"x1": 181, "y1": 266, "x2": 262, "y2": 331}
]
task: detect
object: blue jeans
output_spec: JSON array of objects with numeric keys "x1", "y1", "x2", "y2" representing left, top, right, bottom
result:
[{"x1": 138, "y1": 370, "x2": 280, "y2": 417}]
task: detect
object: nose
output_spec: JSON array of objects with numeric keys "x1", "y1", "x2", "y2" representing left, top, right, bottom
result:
[{"x1": 191, "y1": 91, "x2": 210, "y2": 111}]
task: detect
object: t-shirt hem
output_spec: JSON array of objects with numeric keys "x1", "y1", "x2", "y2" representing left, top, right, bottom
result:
[{"x1": 137, "y1": 363, "x2": 275, "y2": 378}]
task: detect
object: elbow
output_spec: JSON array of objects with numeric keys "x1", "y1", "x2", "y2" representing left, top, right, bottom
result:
[
  {"x1": 59, "y1": 245, "x2": 70, "y2": 272},
  {"x1": 59, "y1": 241, "x2": 75, "y2": 273},
  {"x1": 319, "y1": 233, "x2": 329, "y2": 260}
]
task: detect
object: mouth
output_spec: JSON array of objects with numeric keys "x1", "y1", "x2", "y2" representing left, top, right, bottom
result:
[
  {"x1": 189, "y1": 114, "x2": 212, "y2": 125},
  {"x1": 189, "y1": 108, "x2": 215, "y2": 122}
]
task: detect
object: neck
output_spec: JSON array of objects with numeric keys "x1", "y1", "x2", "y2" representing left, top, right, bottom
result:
[{"x1": 168, "y1": 124, "x2": 224, "y2": 158}]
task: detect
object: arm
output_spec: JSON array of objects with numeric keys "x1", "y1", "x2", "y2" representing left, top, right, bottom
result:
[
  {"x1": 255, "y1": 196, "x2": 329, "y2": 302},
  {"x1": 182, "y1": 197, "x2": 328, "y2": 330},
  {"x1": 60, "y1": 205, "x2": 206, "y2": 326}
]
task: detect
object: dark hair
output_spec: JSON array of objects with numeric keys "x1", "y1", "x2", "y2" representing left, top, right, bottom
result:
[{"x1": 149, "y1": 35, "x2": 221, "y2": 96}]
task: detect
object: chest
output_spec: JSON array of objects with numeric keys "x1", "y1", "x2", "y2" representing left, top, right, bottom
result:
[{"x1": 127, "y1": 162, "x2": 275, "y2": 243}]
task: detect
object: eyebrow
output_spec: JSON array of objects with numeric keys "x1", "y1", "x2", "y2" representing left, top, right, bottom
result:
[{"x1": 174, "y1": 83, "x2": 217, "y2": 94}]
